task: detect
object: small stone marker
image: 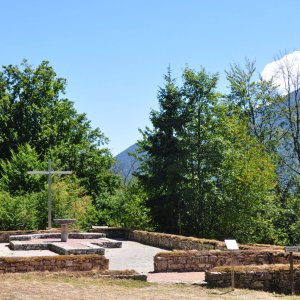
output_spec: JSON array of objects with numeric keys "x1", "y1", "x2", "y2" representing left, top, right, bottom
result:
[
  {"x1": 225, "y1": 239, "x2": 239, "y2": 290},
  {"x1": 285, "y1": 245, "x2": 299, "y2": 295}
]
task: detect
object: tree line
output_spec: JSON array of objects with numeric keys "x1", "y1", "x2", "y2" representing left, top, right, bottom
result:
[
  {"x1": 0, "y1": 58, "x2": 299, "y2": 246},
  {"x1": 137, "y1": 59, "x2": 300, "y2": 245}
]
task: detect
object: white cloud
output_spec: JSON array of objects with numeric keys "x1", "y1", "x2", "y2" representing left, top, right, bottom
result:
[{"x1": 261, "y1": 51, "x2": 300, "y2": 94}]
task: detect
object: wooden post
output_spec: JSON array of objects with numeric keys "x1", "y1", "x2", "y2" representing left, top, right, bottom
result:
[
  {"x1": 225, "y1": 239, "x2": 239, "y2": 291},
  {"x1": 290, "y1": 252, "x2": 295, "y2": 295},
  {"x1": 231, "y1": 251, "x2": 235, "y2": 290}
]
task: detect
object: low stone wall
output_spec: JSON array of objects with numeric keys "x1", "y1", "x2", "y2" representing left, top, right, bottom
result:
[
  {"x1": 0, "y1": 230, "x2": 62, "y2": 243},
  {"x1": 154, "y1": 250, "x2": 300, "y2": 272},
  {"x1": 9, "y1": 232, "x2": 105, "y2": 242},
  {"x1": 205, "y1": 265, "x2": 300, "y2": 294},
  {"x1": 90, "y1": 227, "x2": 129, "y2": 239},
  {"x1": 90, "y1": 228, "x2": 228, "y2": 250},
  {"x1": 128, "y1": 230, "x2": 226, "y2": 251},
  {"x1": 0, "y1": 254, "x2": 108, "y2": 274},
  {"x1": 90, "y1": 228, "x2": 283, "y2": 252}
]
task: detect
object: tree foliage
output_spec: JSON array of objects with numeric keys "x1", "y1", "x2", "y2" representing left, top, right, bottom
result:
[
  {"x1": 2, "y1": 57, "x2": 300, "y2": 245},
  {"x1": 137, "y1": 69, "x2": 187, "y2": 233},
  {"x1": 137, "y1": 66, "x2": 278, "y2": 243},
  {"x1": 0, "y1": 60, "x2": 120, "y2": 229},
  {"x1": 0, "y1": 60, "x2": 119, "y2": 199},
  {"x1": 226, "y1": 58, "x2": 300, "y2": 244},
  {"x1": 0, "y1": 144, "x2": 44, "y2": 195},
  {"x1": 93, "y1": 178, "x2": 152, "y2": 230},
  {"x1": 0, "y1": 178, "x2": 96, "y2": 231},
  {"x1": 226, "y1": 59, "x2": 280, "y2": 151}
]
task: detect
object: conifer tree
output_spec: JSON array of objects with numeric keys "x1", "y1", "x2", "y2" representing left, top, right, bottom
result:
[{"x1": 137, "y1": 69, "x2": 187, "y2": 233}]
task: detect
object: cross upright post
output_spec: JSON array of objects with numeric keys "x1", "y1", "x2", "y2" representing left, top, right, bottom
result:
[
  {"x1": 47, "y1": 159, "x2": 52, "y2": 229},
  {"x1": 28, "y1": 159, "x2": 72, "y2": 229}
]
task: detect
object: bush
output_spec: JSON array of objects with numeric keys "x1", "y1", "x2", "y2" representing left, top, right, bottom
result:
[
  {"x1": 0, "y1": 192, "x2": 37, "y2": 230},
  {"x1": 93, "y1": 179, "x2": 153, "y2": 230},
  {"x1": 0, "y1": 176, "x2": 97, "y2": 230}
]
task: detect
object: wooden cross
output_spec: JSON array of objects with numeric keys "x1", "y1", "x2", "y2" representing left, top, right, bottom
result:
[{"x1": 28, "y1": 159, "x2": 72, "y2": 229}]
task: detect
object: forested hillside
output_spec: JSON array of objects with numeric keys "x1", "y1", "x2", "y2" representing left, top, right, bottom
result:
[{"x1": 112, "y1": 144, "x2": 140, "y2": 184}]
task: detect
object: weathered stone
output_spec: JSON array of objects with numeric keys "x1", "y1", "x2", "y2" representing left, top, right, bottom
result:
[
  {"x1": 9, "y1": 234, "x2": 118, "y2": 255},
  {"x1": 0, "y1": 255, "x2": 108, "y2": 274},
  {"x1": 251, "y1": 281, "x2": 265, "y2": 289},
  {"x1": 154, "y1": 249, "x2": 298, "y2": 273}
]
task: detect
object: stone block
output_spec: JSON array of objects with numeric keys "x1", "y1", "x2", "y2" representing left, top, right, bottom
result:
[
  {"x1": 155, "y1": 261, "x2": 168, "y2": 272},
  {"x1": 250, "y1": 280, "x2": 265, "y2": 289}
]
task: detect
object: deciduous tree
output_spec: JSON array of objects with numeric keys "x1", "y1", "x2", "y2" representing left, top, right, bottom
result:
[{"x1": 0, "y1": 60, "x2": 119, "y2": 198}]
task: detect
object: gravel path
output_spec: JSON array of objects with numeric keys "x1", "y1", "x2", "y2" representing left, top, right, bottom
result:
[
  {"x1": 104, "y1": 240, "x2": 166, "y2": 274},
  {"x1": 104, "y1": 240, "x2": 205, "y2": 283}
]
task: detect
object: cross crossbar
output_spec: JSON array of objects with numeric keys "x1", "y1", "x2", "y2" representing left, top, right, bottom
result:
[{"x1": 28, "y1": 171, "x2": 72, "y2": 175}]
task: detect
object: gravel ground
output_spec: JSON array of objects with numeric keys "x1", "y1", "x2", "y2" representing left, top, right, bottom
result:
[
  {"x1": 104, "y1": 241, "x2": 206, "y2": 283},
  {"x1": 104, "y1": 240, "x2": 167, "y2": 274},
  {"x1": 0, "y1": 239, "x2": 204, "y2": 284},
  {"x1": 0, "y1": 240, "x2": 165, "y2": 267}
]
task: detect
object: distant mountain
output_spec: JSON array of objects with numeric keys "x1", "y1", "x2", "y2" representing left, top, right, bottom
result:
[{"x1": 112, "y1": 144, "x2": 142, "y2": 183}]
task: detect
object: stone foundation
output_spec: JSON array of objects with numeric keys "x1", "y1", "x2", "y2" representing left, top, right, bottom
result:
[
  {"x1": 0, "y1": 255, "x2": 108, "y2": 274},
  {"x1": 91, "y1": 228, "x2": 228, "y2": 250},
  {"x1": 9, "y1": 232, "x2": 106, "y2": 241},
  {"x1": 90, "y1": 227, "x2": 129, "y2": 239},
  {"x1": 9, "y1": 234, "x2": 122, "y2": 255},
  {"x1": 154, "y1": 250, "x2": 300, "y2": 272},
  {"x1": 0, "y1": 230, "x2": 62, "y2": 243},
  {"x1": 90, "y1": 228, "x2": 283, "y2": 252},
  {"x1": 205, "y1": 265, "x2": 300, "y2": 294},
  {"x1": 49, "y1": 242, "x2": 105, "y2": 255},
  {"x1": 128, "y1": 231, "x2": 226, "y2": 250}
]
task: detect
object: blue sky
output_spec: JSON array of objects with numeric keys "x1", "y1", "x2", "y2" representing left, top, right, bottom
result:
[{"x1": 1, "y1": 0, "x2": 300, "y2": 155}]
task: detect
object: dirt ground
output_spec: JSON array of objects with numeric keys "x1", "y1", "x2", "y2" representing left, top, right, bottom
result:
[
  {"x1": 147, "y1": 271, "x2": 205, "y2": 283},
  {"x1": 0, "y1": 272, "x2": 299, "y2": 300}
]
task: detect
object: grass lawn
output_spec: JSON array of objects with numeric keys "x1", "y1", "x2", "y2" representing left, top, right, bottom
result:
[{"x1": 0, "y1": 272, "x2": 299, "y2": 300}]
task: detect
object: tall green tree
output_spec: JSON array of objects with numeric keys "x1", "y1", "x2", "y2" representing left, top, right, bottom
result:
[
  {"x1": 137, "y1": 69, "x2": 187, "y2": 233},
  {"x1": 138, "y1": 66, "x2": 278, "y2": 243},
  {"x1": 211, "y1": 113, "x2": 277, "y2": 242},
  {"x1": 0, "y1": 60, "x2": 119, "y2": 199},
  {"x1": 225, "y1": 59, "x2": 300, "y2": 244},
  {"x1": 180, "y1": 67, "x2": 221, "y2": 236},
  {"x1": 226, "y1": 59, "x2": 280, "y2": 151},
  {"x1": 0, "y1": 144, "x2": 44, "y2": 195}
]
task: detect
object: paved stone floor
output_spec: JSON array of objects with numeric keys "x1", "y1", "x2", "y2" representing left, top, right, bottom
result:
[
  {"x1": 0, "y1": 240, "x2": 164, "y2": 266},
  {"x1": 10, "y1": 237, "x2": 121, "y2": 254},
  {"x1": 0, "y1": 243, "x2": 58, "y2": 257}
]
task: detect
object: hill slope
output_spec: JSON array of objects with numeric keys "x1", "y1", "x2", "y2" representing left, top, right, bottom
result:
[{"x1": 112, "y1": 144, "x2": 141, "y2": 183}]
